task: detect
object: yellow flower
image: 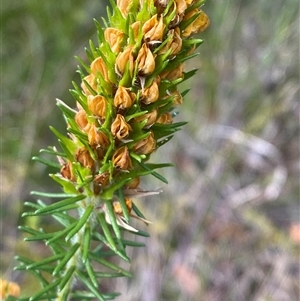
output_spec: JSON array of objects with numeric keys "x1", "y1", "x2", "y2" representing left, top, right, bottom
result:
[
  {"x1": 81, "y1": 74, "x2": 97, "y2": 96},
  {"x1": 112, "y1": 146, "x2": 132, "y2": 170},
  {"x1": 174, "y1": 0, "x2": 187, "y2": 16},
  {"x1": 141, "y1": 77, "x2": 160, "y2": 104},
  {"x1": 93, "y1": 171, "x2": 110, "y2": 194},
  {"x1": 133, "y1": 132, "x2": 156, "y2": 155},
  {"x1": 125, "y1": 177, "x2": 140, "y2": 189},
  {"x1": 136, "y1": 43, "x2": 156, "y2": 75},
  {"x1": 156, "y1": 112, "x2": 173, "y2": 124},
  {"x1": 131, "y1": 21, "x2": 141, "y2": 40},
  {"x1": 134, "y1": 109, "x2": 158, "y2": 128},
  {"x1": 0, "y1": 279, "x2": 20, "y2": 299},
  {"x1": 111, "y1": 114, "x2": 132, "y2": 140},
  {"x1": 60, "y1": 160, "x2": 76, "y2": 181},
  {"x1": 114, "y1": 86, "x2": 136, "y2": 109},
  {"x1": 88, "y1": 94, "x2": 107, "y2": 120},
  {"x1": 88, "y1": 124, "x2": 110, "y2": 148},
  {"x1": 104, "y1": 28, "x2": 124, "y2": 54},
  {"x1": 160, "y1": 63, "x2": 184, "y2": 81},
  {"x1": 182, "y1": 9, "x2": 210, "y2": 37},
  {"x1": 75, "y1": 109, "x2": 91, "y2": 133},
  {"x1": 142, "y1": 15, "x2": 165, "y2": 42},
  {"x1": 116, "y1": 45, "x2": 135, "y2": 75},
  {"x1": 75, "y1": 147, "x2": 94, "y2": 169},
  {"x1": 91, "y1": 57, "x2": 110, "y2": 82},
  {"x1": 158, "y1": 27, "x2": 182, "y2": 56},
  {"x1": 94, "y1": 172, "x2": 110, "y2": 187},
  {"x1": 169, "y1": 89, "x2": 183, "y2": 105},
  {"x1": 117, "y1": 0, "x2": 131, "y2": 16}
]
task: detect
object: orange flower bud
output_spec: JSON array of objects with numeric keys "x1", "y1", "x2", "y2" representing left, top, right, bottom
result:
[
  {"x1": 112, "y1": 146, "x2": 132, "y2": 170},
  {"x1": 156, "y1": 112, "x2": 173, "y2": 124},
  {"x1": 104, "y1": 28, "x2": 124, "y2": 54},
  {"x1": 111, "y1": 114, "x2": 132, "y2": 140},
  {"x1": 88, "y1": 94, "x2": 107, "y2": 119},
  {"x1": 0, "y1": 279, "x2": 20, "y2": 298},
  {"x1": 94, "y1": 172, "x2": 110, "y2": 187},
  {"x1": 113, "y1": 197, "x2": 132, "y2": 215},
  {"x1": 182, "y1": 9, "x2": 210, "y2": 37},
  {"x1": 134, "y1": 109, "x2": 158, "y2": 128},
  {"x1": 81, "y1": 74, "x2": 97, "y2": 96},
  {"x1": 117, "y1": 0, "x2": 130, "y2": 16},
  {"x1": 154, "y1": 0, "x2": 169, "y2": 14},
  {"x1": 133, "y1": 132, "x2": 156, "y2": 155},
  {"x1": 60, "y1": 161, "x2": 76, "y2": 181},
  {"x1": 91, "y1": 57, "x2": 110, "y2": 82},
  {"x1": 114, "y1": 86, "x2": 136, "y2": 109},
  {"x1": 88, "y1": 124, "x2": 110, "y2": 147},
  {"x1": 75, "y1": 147, "x2": 94, "y2": 169},
  {"x1": 142, "y1": 15, "x2": 165, "y2": 42},
  {"x1": 125, "y1": 177, "x2": 140, "y2": 189},
  {"x1": 160, "y1": 63, "x2": 184, "y2": 81},
  {"x1": 116, "y1": 45, "x2": 135, "y2": 75},
  {"x1": 141, "y1": 78, "x2": 159, "y2": 104},
  {"x1": 159, "y1": 27, "x2": 182, "y2": 56},
  {"x1": 131, "y1": 21, "x2": 141, "y2": 40},
  {"x1": 174, "y1": 0, "x2": 187, "y2": 16},
  {"x1": 136, "y1": 43, "x2": 155, "y2": 75},
  {"x1": 170, "y1": 89, "x2": 183, "y2": 105},
  {"x1": 75, "y1": 109, "x2": 91, "y2": 133}
]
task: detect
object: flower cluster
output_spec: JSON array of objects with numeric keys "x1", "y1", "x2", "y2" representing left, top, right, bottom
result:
[{"x1": 56, "y1": 0, "x2": 209, "y2": 229}]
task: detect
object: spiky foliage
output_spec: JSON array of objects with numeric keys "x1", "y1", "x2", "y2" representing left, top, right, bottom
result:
[{"x1": 13, "y1": 0, "x2": 209, "y2": 300}]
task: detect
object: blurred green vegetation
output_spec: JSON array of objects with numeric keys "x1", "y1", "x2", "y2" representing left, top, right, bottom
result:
[{"x1": 1, "y1": 1, "x2": 299, "y2": 300}]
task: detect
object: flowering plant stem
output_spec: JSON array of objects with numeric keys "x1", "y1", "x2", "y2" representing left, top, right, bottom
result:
[{"x1": 12, "y1": 1, "x2": 209, "y2": 300}]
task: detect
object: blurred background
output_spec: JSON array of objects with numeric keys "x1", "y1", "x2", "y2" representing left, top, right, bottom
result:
[{"x1": 1, "y1": 0, "x2": 299, "y2": 300}]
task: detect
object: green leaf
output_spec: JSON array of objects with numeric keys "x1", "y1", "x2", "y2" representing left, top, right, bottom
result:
[
  {"x1": 180, "y1": 10, "x2": 201, "y2": 31},
  {"x1": 50, "y1": 174, "x2": 79, "y2": 195},
  {"x1": 34, "y1": 194, "x2": 85, "y2": 215},
  {"x1": 100, "y1": 163, "x2": 171, "y2": 200},
  {"x1": 39, "y1": 148, "x2": 66, "y2": 157},
  {"x1": 131, "y1": 201, "x2": 146, "y2": 220},
  {"x1": 89, "y1": 253, "x2": 132, "y2": 277},
  {"x1": 97, "y1": 212, "x2": 118, "y2": 253},
  {"x1": 99, "y1": 179, "x2": 131, "y2": 201},
  {"x1": 86, "y1": 258, "x2": 98, "y2": 287},
  {"x1": 186, "y1": 0, "x2": 206, "y2": 13},
  {"x1": 29, "y1": 278, "x2": 61, "y2": 301},
  {"x1": 94, "y1": 272, "x2": 125, "y2": 278},
  {"x1": 76, "y1": 270, "x2": 106, "y2": 301},
  {"x1": 117, "y1": 189, "x2": 130, "y2": 222},
  {"x1": 117, "y1": 239, "x2": 145, "y2": 247},
  {"x1": 59, "y1": 265, "x2": 76, "y2": 291},
  {"x1": 70, "y1": 81, "x2": 89, "y2": 111},
  {"x1": 32, "y1": 156, "x2": 61, "y2": 169},
  {"x1": 37, "y1": 203, "x2": 79, "y2": 216},
  {"x1": 27, "y1": 254, "x2": 64, "y2": 270},
  {"x1": 53, "y1": 243, "x2": 80, "y2": 276},
  {"x1": 75, "y1": 55, "x2": 90, "y2": 73},
  {"x1": 56, "y1": 99, "x2": 77, "y2": 119},
  {"x1": 138, "y1": 162, "x2": 169, "y2": 183},
  {"x1": 30, "y1": 191, "x2": 78, "y2": 198},
  {"x1": 50, "y1": 126, "x2": 77, "y2": 155},
  {"x1": 65, "y1": 205, "x2": 94, "y2": 241},
  {"x1": 46, "y1": 222, "x2": 77, "y2": 245},
  {"x1": 105, "y1": 200, "x2": 126, "y2": 253},
  {"x1": 82, "y1": 225, "x2": 91, "y2": 263},
  {"x1": 134, "y1": 229, "x2": 150, "y2": 237}
]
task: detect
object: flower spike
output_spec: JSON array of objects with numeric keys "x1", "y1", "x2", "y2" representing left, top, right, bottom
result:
[{"x1": 18, "y1": 1, "x2": 210, "y2": 300}]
